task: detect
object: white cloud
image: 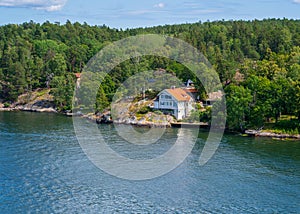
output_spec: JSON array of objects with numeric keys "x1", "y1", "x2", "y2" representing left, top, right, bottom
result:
[
  {"x1": 293, "y1": 0, "x2": 300, "y2": 3},
  {"x1": 127, "y1": 10, "x2": 151, "y2": 15},
  {"x1": 154, "y1": 3, "x2": 165, "y2": 8},
  {"x1": 0, "y1": 0, "x2": 67, "y2": 11}
]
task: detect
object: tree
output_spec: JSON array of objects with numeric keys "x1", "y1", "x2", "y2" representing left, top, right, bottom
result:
[
  {"x1": 95, "y1": 86, "x2": 109, "y2": 113},
  {"x1": 225, "y1": 85, "x2": 252, "y2": 131},
  {"x1": 50, "y1": 74, "x2": 75, "y2": 111},
  {"x1": 48, "y1": 53, "x2": 67, "y2": 76},
  {"x1": 244, "y1": 75, "x2": 272, "y2": 126}
]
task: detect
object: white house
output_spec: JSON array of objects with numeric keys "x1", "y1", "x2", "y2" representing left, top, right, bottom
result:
[{"x1": 154, "y1": 87, "x2": 195, "y2": 120}]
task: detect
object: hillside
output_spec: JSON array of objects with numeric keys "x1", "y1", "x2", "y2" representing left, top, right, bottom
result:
[{"x1": 0, "y1": 19, "x2": 299, "y2": 132}]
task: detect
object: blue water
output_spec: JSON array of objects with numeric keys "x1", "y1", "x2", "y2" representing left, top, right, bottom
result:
[{"x1": 0, "y1": 112, "x2": 299, "y2": 213}]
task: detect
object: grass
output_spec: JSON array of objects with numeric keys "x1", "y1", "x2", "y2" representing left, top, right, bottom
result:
[
  {"x1": 264, "y1": 115, "x2": 299, "y2": 135},
  {"x1": 16, "y1": 89, "x2": 52, "y2": 105},
  {"x1": 36, "y1": 89, "x2": 50, "y2": 97}
]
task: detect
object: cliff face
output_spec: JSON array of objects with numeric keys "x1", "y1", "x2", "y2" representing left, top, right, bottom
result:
[{"x1": 0, "y1": 89, "x2": 57, "y2": 113}]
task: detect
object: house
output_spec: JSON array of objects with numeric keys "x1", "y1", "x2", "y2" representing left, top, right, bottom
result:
[{"x1": 154, "y1": 87, "x2": 195, "y2": 120}]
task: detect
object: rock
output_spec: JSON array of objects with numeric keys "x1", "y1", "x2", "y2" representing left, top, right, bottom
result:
[
  {"x1": 137, "y1": 117, "x2": 146, "y2": 125},
  {"x1": 96, "y1": 114, "x2": 113, "y2": 124},
  {"x1": 245, "y1": 130, "x2": 300, "y2": 139},
  {"x1": 0, "y1": 107, "x2": 13, "y2": 111}
]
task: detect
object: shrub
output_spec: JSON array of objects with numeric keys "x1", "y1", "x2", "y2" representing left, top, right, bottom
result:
[
  {"x1": 154, "y1": 110, "x2": 163, "y2": 115},
  {"x1": 138, "y1": 106, "x2": 151, "y2": 114},
  {"x1": 3, "y1": 103, "x2": 10, "y2": 108}
]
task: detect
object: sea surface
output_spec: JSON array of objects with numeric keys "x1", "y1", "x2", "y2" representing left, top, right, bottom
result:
[{"x1": 0, "y1": 112, "x2": 299, "y2": 213}]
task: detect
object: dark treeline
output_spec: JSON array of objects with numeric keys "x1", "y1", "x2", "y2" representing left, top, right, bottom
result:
[{"x1": 0, "y1": 19, "x2": 299, "y2": 131}]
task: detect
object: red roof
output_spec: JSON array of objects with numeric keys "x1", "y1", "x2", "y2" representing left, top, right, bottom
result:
[
  {"x1": 166, "y1": 88, "x2": 192, "y2": 102},
  {"x1": 184, "y1": 88, "x2": 198, "y2": 93}
]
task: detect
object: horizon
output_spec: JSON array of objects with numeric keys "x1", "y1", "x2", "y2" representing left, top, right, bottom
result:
[
  {"x1": 0, "y1": 0, "x2": 299, "y2": 29},
  {"x1": 1, "y1": 17, "x2": 299, "y2": 30}
]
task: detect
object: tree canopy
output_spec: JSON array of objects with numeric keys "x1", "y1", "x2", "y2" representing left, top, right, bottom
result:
[{"x1": 0, "y1": 19, "x2": 299, "y2": 131}]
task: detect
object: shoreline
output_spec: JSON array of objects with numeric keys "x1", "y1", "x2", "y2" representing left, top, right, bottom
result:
[
  {"x1": 1, "y1": 108, "x2": 299, "y2": 140},
  {"x1": 0, "y1": 106, "x2": 57, "y2": 113},
  {"x1": 245, "y1": 130, "x2": 300, "y2": 140}
]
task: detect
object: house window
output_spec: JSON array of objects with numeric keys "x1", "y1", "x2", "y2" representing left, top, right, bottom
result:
[{"x1": 160, "y1": 102, "x2": 165, "y2": 106}]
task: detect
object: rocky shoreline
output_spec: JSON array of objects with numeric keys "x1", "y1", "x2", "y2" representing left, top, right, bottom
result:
[
  {"x1": 0, "y1": 89, "x2": 57, "y2": 113},
  {"x1": 245, "y1": 130, "x2": 300, "y2": 140},
  {"x1": 0, "y1": 105, "x2": 57, "y2": 113},
  {"x1": 1, "y1": 100, "x2": 299, "y2": 140},
  {"x1": 81, "y1": 112, "x2": 174, "y2": 128}
]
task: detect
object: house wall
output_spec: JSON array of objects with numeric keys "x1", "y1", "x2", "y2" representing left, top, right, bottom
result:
[
  {"x1": 177, "y1": 101, "x2": 186, "y2": 120},
  {"x1": 156, "y1": 92, "x2": 177, "y2": 110},
  {"x1": 153, "y1": 90, "x2": 194, "y2": 120}
]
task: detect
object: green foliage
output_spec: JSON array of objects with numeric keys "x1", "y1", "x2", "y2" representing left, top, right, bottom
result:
[
  {"x1": 225, "y1": 85, "x2": 252, "y2": 131},
  {"x1": 154, "y1": 110, "x2": 163, "y2": 115},
  {"x1": 0, "y1": 19, "x2": 299, "y2": 125},
  {"x1": 187, "y1": 107, "x2": 212, "y2": 123},
  {"x1": 95, "y1": 86, "x2": 109, "y2": 113},
  {"x1": 3, "y1": 102, "x2": 10, "y2": 108},
  {"x1": 137, "y1": 106, "x2": 151, "y2": 114},
  {"x1": 145, "y1": 90, "x2": 159, "y2": 100},
  {"x1": 274, "y1": 119, "x2": 300, "y2": 131},
  {"x1": 50, "y1": 74, "x2": 75, "y2": 111}
]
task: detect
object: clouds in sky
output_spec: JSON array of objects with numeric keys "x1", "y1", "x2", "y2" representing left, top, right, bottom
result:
[
  {"x1": 154, "y1": 3, "x2": 165, "y2": 8},
  {"x1": 0, "y1": 0, "x2": 67, "y2": 11},
  {"x1": 0, "y1": 0, "x2": 299, "y2": 29}
]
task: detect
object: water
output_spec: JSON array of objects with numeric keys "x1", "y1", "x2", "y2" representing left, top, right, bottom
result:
[{"x1": 0, "y1": 112, "x2": 299, "y2": 213}]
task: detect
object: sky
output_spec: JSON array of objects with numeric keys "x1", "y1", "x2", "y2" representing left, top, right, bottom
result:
[{"x1": 0, "y1": 0, "x2": 299, "y2": 29}]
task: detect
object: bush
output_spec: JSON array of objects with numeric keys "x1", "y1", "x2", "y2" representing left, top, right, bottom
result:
[
  {"x1": 273, "y1": 119, "x2": 300, "y2": 134},
  {"x1": 187, "y1": 108, "x2": 212, "y2": 123},
  {"x1": 154, "y1": 110, "x2": 163, "y2": 115},
  {"x1": 137, "y1": 106, "x2": 151, "y2": 114},
  {"x1": 146, "y1": 90, "x2": 159, "y2": 99},
  {"x1": 3, "y1": 103, "x2": 10, "y2": 108}
]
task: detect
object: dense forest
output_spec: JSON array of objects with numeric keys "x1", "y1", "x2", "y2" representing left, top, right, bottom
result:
[{"x1": 0, "y1": 19, "x2": 299, "y2": 132}]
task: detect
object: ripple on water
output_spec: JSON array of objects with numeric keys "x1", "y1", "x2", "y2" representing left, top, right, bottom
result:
[{"x1": 0, "y1": 112, "x2": 299, "y2": 213}]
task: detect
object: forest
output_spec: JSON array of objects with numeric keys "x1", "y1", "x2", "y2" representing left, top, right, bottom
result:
[{"x1": 0, "y1": 19, "x2": 299, "y2": 132}]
